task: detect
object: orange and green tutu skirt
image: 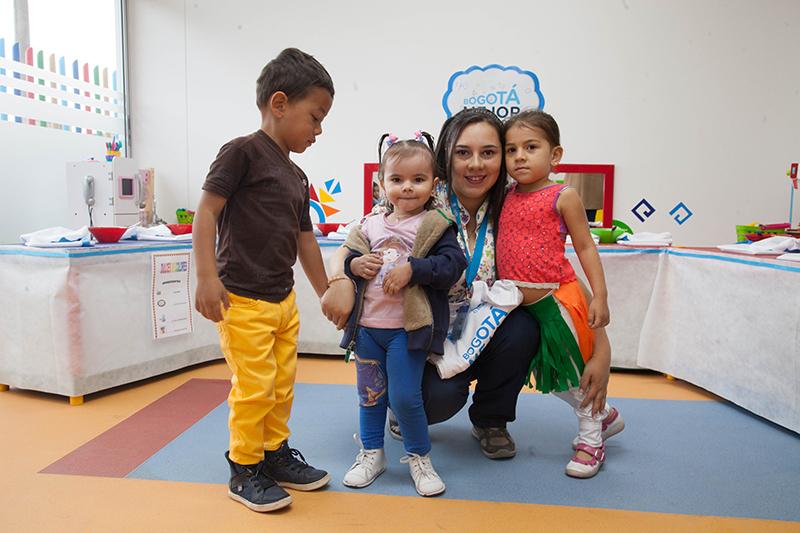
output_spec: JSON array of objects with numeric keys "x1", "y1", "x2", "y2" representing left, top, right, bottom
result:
[{"x1": 524, "y1": 280, "x2": 594, "y2": 393}]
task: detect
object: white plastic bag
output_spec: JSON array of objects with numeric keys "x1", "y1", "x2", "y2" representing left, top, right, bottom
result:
[{"x1": 430, "y1": 280, "x2": 522, "y2": 379}]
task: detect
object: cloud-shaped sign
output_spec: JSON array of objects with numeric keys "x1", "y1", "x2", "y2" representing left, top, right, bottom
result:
[{"x1": 442, "y1": 64, "x2": 544, "y2": 118}]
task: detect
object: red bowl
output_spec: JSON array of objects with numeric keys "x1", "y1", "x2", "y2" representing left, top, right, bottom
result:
[
  {"x1": 744, "y1": 232, "x2": 773, "y2": 242},
  {"x1": 89, "y1": 226, "x2": 127, "y2": 243},
  {"x1": 316, "y1": 223, "x2": 341, "y2": 236},
  {"x1": 167, "y1": 223, "x2": 193, "y2": 235}
]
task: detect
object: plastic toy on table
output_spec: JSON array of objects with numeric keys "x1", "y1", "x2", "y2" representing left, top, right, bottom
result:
[
  {"x1": 735, "y1": 223, "x2": 789, "y2": 242},
  {"x1": 105, "y1": 136, "x2": 122, "y2": 162},
  {"x1": 589, "y1": 219, "x2": 633, "y2": 243},
  {"x1": 176, "y1": 208, "x2": 195, "y2": 224},
  {"x1": 590, "y1": 227, "x2": 626, "y2": 243},
  {"x1": 166, "y1": 223, "x2": 193, "y2": 235}
]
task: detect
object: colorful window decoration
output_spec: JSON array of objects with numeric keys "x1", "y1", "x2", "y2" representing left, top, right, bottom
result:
[{"x1": 0, "y1": 38, "x2": 124, "y2": 139}]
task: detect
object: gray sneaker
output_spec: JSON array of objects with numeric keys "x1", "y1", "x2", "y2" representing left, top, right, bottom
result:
[
  {"x1": 471, "y1": 426, "x2": 516, "y2": 459},
  {"x1": 387, "y1": 409, "x2": 403, "y2": 441}
]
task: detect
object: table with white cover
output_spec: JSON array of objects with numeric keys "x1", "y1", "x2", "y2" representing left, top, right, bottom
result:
[
  {"x1": 0, "y1": 241, "x2": 219, "y2": 404},
  {"x1": 1, "y1": 239, "x2": 798, "y2": 433}
]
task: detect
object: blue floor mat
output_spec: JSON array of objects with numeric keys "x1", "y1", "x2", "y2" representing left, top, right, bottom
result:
[{"x1": 128, "y1": 382, "x2": 800, "y2": 521}]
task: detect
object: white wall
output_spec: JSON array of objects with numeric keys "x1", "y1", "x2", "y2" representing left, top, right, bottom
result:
[{"x1": 126, "y1": 0, "x2": 800, "y2": 245}]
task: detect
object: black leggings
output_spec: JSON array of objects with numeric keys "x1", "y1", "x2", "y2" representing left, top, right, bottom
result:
[{"x1": 421, "y1": 307, "x2": 540, "y2": 428}]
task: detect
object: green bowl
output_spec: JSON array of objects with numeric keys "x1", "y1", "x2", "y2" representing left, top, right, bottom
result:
[{"x1": 590, "y1": 227, "x2": 627, "y2": 244}]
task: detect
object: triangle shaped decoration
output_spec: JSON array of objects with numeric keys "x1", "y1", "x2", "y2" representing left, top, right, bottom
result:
[
  {"x1": 309, "y1": 184, "x2": 319, "y2": 202},
  {"x1": 320, "y1": 189, "x2": 334, "y2": 203},
  {"x1": 322, "y1": 204, "x2": 340, "y2": 217}
]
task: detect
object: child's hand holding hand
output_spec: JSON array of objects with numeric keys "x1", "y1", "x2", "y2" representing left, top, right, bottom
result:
[
  {"x1": 195, "y1": 276, "x2": 230, "y2": 323},
  {"x1": 588, "y1": 296, "x2": 610, "y2": 328},
  {"x1": 351, "y1": 253, "x2": 383, "y2": 280},
  {"x1": 383, "y1": 263, "x2": 412, "y2": 295}
]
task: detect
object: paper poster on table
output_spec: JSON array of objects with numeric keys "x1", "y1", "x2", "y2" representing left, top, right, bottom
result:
[{"x1": 151, "y1": 252, "x2": 194, "y2": 339}]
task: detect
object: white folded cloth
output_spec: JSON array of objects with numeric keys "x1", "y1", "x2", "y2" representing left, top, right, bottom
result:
[
  {"x1": 566, "y1": 233, "x2": 600, "y2": 245},
  {"x1": 128, "y1": 224, "x2": 192, "y2": 242},
  {"x1": 717, "y1": 236, "x2": 800, "y2": 255},
  {"x1": 325, "y1": 230, "x2": 347, "y2": 241},
  {"x1": 776, "y1": 252, "x2": 800, "y2": 262},
  {"x1": 617, "y1": 232, "x2": 673, "y2": 246},
  {"x1": 20, "y1": 226, "x2": 91, "y2": 247}
]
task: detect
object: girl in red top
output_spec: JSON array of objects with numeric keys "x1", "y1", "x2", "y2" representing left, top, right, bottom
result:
[{"x1": 497, "y1": 110, "x2": 623, "y2": 478}]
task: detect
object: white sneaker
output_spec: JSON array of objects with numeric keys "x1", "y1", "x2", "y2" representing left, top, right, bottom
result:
[
  {"x1": 400, "y1": 453, "x2": 445, "y2": 497},
  {"x1": 342, "y1": 434, "x2": 386, "y2": 488},
  {"x1": 565, "y1": 442, "x2": 605, "y2": 479}
]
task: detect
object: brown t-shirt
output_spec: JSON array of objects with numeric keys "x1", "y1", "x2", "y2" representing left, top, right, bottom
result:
[{"x1": 202, "y1": 130, "x2": 312, "y2": 302}]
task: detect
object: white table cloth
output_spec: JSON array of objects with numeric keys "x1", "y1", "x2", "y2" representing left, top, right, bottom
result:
[{"x1": 0, "y1": 241, "x2": 219, "y2": 399}]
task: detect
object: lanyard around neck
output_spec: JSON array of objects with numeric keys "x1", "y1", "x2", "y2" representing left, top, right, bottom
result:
[{"x1": 450, "y1": 192, "x2": 488, "y2": 288}]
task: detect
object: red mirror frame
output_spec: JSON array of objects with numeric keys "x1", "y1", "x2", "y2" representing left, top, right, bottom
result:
[
  {"x1": 364, "y1": 163, "x2": 380, "y2": 215},
  {"x1": 553, "y1": 164, "x2": 615, "y2": 228}
]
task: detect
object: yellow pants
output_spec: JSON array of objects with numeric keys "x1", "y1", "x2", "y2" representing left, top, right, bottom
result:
[{"x1": 217, "y1": 290, "x2": 299, "y2": 465}]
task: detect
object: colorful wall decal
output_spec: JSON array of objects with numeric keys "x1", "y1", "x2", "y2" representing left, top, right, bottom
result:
[
  {"x1": 632, "y1": 198, "x2": 656, "y2": 222},
  {"x1": 0, "y1": 38, "x2": 123, "y2": 139},
  {"x1": 669, "y1": 202, "x2": 694, "y2": 225},
  {"x1": 309, "y1": 178, "x2": 342, "y2": 223}
]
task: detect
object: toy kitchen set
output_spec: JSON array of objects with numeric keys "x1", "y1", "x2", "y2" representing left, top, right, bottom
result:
[{"x1": 66, "y1": 158, "x2": 155, "y2": 228}]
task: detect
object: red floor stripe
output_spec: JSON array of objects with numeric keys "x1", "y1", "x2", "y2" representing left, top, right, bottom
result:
[{"x1": 40, "y1": 378, "x2": 230, "y2": 477}]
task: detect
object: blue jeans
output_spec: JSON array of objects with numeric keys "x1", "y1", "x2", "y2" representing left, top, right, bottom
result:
[{"x1": 354, "y1": 327, "x2": 430, "y2": 455}]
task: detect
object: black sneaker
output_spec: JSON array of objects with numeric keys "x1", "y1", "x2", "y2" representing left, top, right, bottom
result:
[
  {"x1": 262, "y1": 441, "x2": 331, "y2": 491},
  {"x1": 225, "y1": 451, "x2": 292, "y2": 512}
]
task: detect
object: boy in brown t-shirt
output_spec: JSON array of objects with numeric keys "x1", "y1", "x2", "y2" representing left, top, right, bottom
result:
[{"x1": 193, "y1": 48, "x2": 333, "y2": 513}]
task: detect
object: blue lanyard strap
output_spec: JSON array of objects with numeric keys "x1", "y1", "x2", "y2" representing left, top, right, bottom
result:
[{"x1": 450, "y1": 193, "x2": 488, "y2": 288}]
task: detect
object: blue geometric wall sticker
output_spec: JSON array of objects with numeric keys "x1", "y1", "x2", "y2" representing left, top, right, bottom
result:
[
  {"x1": 632, "y1": 198, "x2": 656, "y2": 223},
  {"x1": 325, "y1": 179, "x2": 336, "y2": 192},
  {"x1": 669, "y1": 202, "x2": 694, "y2": 225},
  {"x1": 309, "y1": 200, "x2": 326, "y2": 222},
  {"x1": 330, "y1": 181, "x2": 342, "y2": 194}
]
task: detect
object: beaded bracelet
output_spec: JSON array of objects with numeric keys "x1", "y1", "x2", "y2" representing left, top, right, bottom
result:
[{"x1": 327, "y1": 275, "x2": 355, "y2": 290}]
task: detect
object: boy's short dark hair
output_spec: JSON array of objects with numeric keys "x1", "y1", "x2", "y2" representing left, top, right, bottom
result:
[{"x1": 256, "y1": 48, "x2": 334, "y2": 108}]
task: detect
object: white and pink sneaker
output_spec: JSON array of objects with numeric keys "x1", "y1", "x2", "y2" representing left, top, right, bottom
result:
[{"x1": 565, "y1": 442, "x2": 606, "y2": 478}]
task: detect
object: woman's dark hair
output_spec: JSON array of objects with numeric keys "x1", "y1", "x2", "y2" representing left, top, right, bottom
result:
[
  {"x1": 434, "y1": 108, "x2": 507, "y2": 228},
  {"x1": 256, "y1": 48, "x2": 334, "y2": 108},
  {"x1": 503, "y1": 109, "x2": 560, "y2": 147},
  {"x1": 376, "y1": 132, "x2": 437, "y2": 211}
]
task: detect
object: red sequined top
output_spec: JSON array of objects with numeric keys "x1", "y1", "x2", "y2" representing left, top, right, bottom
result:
[{"x1": 496, "y1": 183, "x2": 576, "y2": 286}]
